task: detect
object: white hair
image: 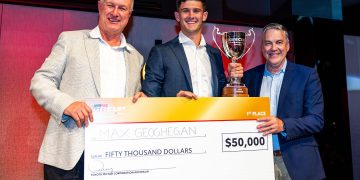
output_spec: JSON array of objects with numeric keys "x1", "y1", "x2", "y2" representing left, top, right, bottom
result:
[{"x1": 99, "y1": 0, "x2": 134, "y2": 11}]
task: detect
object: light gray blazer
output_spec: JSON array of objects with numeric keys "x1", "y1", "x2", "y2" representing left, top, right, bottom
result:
[{"x1": 30, "y1": 30, "x2": 144, "y2": 170}]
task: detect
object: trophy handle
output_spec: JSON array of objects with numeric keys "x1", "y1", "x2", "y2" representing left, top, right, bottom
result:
[
  {"x1": 239, "y1": 28, "x2": 256, "y2": 59},
  {"x1": 212, "y1": 26, "x2": 227, "y2": 56}
]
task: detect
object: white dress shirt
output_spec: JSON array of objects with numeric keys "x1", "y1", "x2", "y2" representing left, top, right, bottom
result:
[
  {"x1": 89, "y1": 26, "x2": 127, "y2": 98},
  {"x1": 179, "y1": 31, "x2": 213, "y2": 97}
]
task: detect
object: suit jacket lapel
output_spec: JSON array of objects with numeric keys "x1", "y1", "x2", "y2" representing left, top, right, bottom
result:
[
  {"x1": 250, "y1": 64, "x2": 265, "y2": 97},
  {"x1": 255, "y1": 66, "x2": 264, "y2": 96},
  {"x1": 169, "y1": 37, "x2": 193, "y2": 91},
  {"x1": 206, "y1": 46, "x2": 219, "y2": 96},
  {"x1": 84, "y1": 33, "x2": 101, "y2": 96},
  {"x1": 278, "y1": 62, "x2": 296, "y2": 109},
  {"x1": 124, "y1": 48, "x2": 137, "y2": 97}
]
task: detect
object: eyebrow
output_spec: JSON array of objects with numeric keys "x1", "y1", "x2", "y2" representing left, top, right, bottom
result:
[{"x1": 180, "y1": 7, "x2": 203, "y2": 11}]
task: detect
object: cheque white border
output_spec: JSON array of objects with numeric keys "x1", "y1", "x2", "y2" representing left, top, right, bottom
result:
[{"x1": 85, "y1": 120, "x2": 275, "y2": 180}]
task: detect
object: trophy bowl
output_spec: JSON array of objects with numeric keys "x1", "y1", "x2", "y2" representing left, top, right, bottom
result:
[{"x1": 213, "y1": 26, "x2": 255, "y2": 97}]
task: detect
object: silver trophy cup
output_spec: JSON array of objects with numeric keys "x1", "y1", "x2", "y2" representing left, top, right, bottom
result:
[{"x1": 213, "y1": 26, "x2": 255, "y2": 96}]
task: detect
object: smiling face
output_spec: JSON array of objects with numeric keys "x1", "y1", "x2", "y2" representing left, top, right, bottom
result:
[
  {"x1": 174, "y1": 0, "x2": 208, "y2": 38},
  {"x1": 262, "y1": 28, "x2": 290, "y2": 72},
  {"x1": 98, "y1": 0, "x2": 133, "y2": 39}
]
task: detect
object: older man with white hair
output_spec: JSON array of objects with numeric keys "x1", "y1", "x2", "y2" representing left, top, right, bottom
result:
[{"x1": 30, "y1": 0, "x2": 143, "y2": 179}]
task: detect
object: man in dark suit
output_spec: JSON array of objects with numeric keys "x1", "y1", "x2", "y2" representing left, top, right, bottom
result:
[
  {"x1": 243, "y1": 23, "x2": 325, "y2": 180},
  {"x1": 142, "y1": 0, "x2": 242, "y2": 98}
]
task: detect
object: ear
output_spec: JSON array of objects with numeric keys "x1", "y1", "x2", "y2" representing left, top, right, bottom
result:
[
  {"x1": 174, "y1": 11, "x2": 180, "y2": 22},
  {"x1": 286, "y1": 40, "x2": 290, "y2": 51},
  {"x1": 98, "y1": 0, "x2": 102, "y2": 11},
  {"x1": 202, "y1": 11, "x2": 208, "y2": 21}
]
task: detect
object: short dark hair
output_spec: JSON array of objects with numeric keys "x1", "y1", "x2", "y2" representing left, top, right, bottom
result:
[
  {"x1": 263, "y1": 23, "x2": 289, "y2": 41},
  {"x1": 176, "y1": 0, "x2": 207, "y2": 11}
]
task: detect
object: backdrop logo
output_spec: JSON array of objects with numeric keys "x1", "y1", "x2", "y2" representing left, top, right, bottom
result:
[{"x1": 93, "y1": 104, "x2": 126, "y2": 112}]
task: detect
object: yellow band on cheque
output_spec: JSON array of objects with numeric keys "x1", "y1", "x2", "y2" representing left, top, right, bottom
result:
[{"x1": 86, "y1": 97, "x2": 270, "y2": 124}]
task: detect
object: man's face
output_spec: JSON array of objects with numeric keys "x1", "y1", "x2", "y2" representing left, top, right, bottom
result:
[
  {"x1": 262, "y1": 29, "x2": 290, "y2": 68},
  {"x1": 174, "y1": 0, "x2": 208, "y2": 37},
  {"x1": 98, "y1": 0, "x2": 132, "y2": 37}
]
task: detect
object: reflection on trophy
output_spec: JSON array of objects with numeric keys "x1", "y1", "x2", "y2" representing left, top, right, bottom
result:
[{"x1": 212, "y1": 26, "x2": 255, "y2": 97}]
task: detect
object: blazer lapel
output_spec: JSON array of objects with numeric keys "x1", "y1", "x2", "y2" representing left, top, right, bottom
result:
[
  {"x1": 84, "y1": 33, "x2": 101, "y2": 96},
  {"x1": 255, "y1": 66, "x2": 264, "y2": 96},
  {"x1": 278, "y1": 62, "x2": 296, "y2": 108},
  {"x1": 206, "y1": 46, "x2": 219, "y2": 96},
  {"x1": 124, "y1": 48, "x2": 137, "y2": 97},
  {"x1": 169, "y1": 38, "x2": 193, "y2": 91},
  {"x1": 250, "y1": 64, "x2": 265, "y2": 97}
]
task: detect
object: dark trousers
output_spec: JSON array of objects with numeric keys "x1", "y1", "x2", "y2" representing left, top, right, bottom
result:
[{"x1": 44, "y1": 153, "x2": 84, "y2": 180}]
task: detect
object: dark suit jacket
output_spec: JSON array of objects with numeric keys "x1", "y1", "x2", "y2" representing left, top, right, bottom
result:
[
  {"x1": 142, "y1": 36, "x2": 226, "y2": 97},
  {"x1": 243, "y1": 61, "x2": 325, "y2": 180}
]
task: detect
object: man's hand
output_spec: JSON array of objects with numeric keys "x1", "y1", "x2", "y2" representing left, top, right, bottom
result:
[
  {"x1": 64, "y1": 101, "x2": 93, "y2": 128},
  {"x1": 132, "y1": 92, "x2": 147, "y2": 103},
  {"x1": 256, "y1": 116, "x2": 284, "y2": 136},
  {"x1": 228, "y1": 62, "x2": 244, "y2": 78},
  {"x1": 176, "y1": 90, "x2": 198, "y2": 100}
]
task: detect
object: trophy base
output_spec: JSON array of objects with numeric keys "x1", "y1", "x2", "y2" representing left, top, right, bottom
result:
[{"x1": 222, "y1": 84, "x2": 249, "y2": 97}]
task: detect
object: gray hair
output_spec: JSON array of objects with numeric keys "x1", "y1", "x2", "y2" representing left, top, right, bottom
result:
[
  {"x1": 263, "y1": 23, "x2": 289, "y2": 42},
  {"x1": 99, "y1": 0, "x2": 134, "y2": 11}
]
